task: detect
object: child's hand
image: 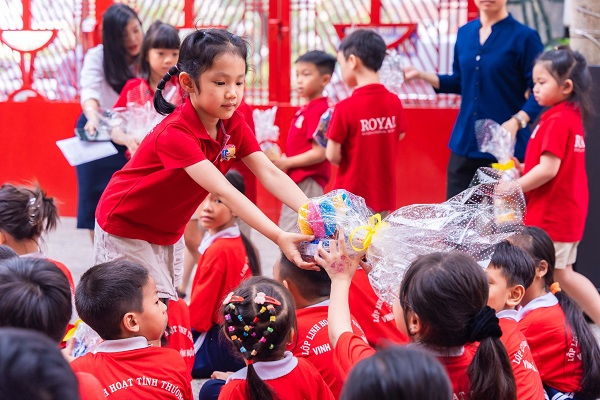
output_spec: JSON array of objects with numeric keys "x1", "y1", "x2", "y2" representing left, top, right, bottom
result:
[
  {"x1": 61, "y1": 338, "x2": 75, "y2": 363},
  {"x1": 314, "y1": 234, "x2": 359, "y2": 281},
  {"x1": 501, "y1": 118, "x2": 519, "y2": 138},
  {"x1": 271, "y1": 154, "x2": 289, "y2": 171},
  {"x1": 511, "y1": 156, "x2": 524, "y2": 176},
  {"x1": 211, "y1": 371, "x2": 234, "y2": 380},
  {"x1": 402, "y1": 65, "x2": 421, "y2": 81},
  {"x1": 277, "y1": 231, "x2": 318, "y2": 271}
]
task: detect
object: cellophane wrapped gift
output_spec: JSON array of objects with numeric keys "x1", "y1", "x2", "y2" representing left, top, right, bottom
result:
[
  {"x1": 253, "y1": 106, "x2": 281, "y2": 160},
  {"x1": 475, "y1": 119, "x2": 518, "y2": 179},
  {"x1": 378, "y1": 50, "x2": 405, "y2": 95},
  {"x1": 312, "y1": 108, "x2": 332, "y2": 148},
  {"x1": 367, "y1": 167, "x2": 525, "y2": 303},
  {"x1": 72, "y1": 321, "x2": 103, "y2": 358},
  {"x1": 297, "y1": 189, "x2": 374, "y2": 262}
]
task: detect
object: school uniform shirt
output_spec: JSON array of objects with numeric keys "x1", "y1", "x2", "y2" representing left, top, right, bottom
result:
[
  {"x1": 435, "y1": 346, "x2": 473, "y2": 400},
  {"x1": 219, "y1": 351, "x2": 335, "y2": 400},
  {"x1": 291, "y1": 300, "x2": 367, "y2": 398},
  {"x1": 76, "y1": 372, "x2": 105, "y2": 400},
  {"x1": 333, "y1": 331, "x2": 376, "y2": 381},
  {"x1": 96, "y1": 99, "x2": 261, "y2": 245},
  {"x1": 189, "y1": 226, "x2": 252, "y2": 333},
  {"x1": 523, "y1": 102, "x2": 588, "y2": 242},
  {"x1": 326, "y1": 84, "x2": 408, "y2": 212},
  {"x1": 165, "y1": 298, "x2": 194, "y2": 378},
  {"x1": 349, "y1": 268, "x2": 409, "y2": 346},
  {"x1": 286, "y1": 96, "x2": 331, "y2": 189},
  {"x1": 71, "y1": 336, "x2": 192, "y2": 400},
  {"x1": 497, "y1": 310, "x2": 545, "y2": 400},
  {"x1": 517, "y1": 293, "x2": 583, "y2": 393},
  {"x1": 229, "y1": 101, "x2": 258, "y2": 203}
]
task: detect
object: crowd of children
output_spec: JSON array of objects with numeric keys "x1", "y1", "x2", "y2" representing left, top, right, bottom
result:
[{"x1": 1, "y1": 8, "x2": 599, "y2": 400}]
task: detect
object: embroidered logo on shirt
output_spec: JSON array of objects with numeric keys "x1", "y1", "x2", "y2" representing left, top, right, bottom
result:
[
  {"x1": 574, "y1": 135, "x2": 585, "y2": 153},
  {"x1": 221, "y1": 144, "x2": 236, "y2": 161}
]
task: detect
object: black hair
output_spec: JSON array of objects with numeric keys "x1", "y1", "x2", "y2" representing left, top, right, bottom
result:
[
  {"x1": 489, "y1": 240, "x2": 536, "y2": 289},
  {"x1": 511, "y1": 227, "x2": 600, "y2": 399},
  {"x1": 222, "y1": 276, "x2": 296, "y2": 400},
  {"x1": 399, "y1": 252, "x2": 516, "y2": 400},
  {"x1": 296, "y1": 50, "x2": 337, "y2": 76},
  {"x1": 340, "y1": 345, "x2": 453, "y2": 400},
  {"x1": 75, "y1": 259, "x2": 149, "y2": 340},
  {"x1": 0, "y1": 328, "x2": 80, "y2": 400},
  {"x1": 154, "y1": 28, "x2": 248, "y2": 115},
  {"x1": 0, "y1": 244, "x2": 17, "y2": 261},
  {"x1": 139, "y1": 21, "x2": 180, "y2": 81},
  {"x1": 102, "y1": 3, "x2": 142, "y2": 94},
  {"x1": 277, "y1": 252, "x2": 331, "y2": 300},
  {"x1": 0, "y1": 183, "x2": 58, "y2": 242},
  {"x1": 0, "y1": 257, "x2": 72, "y2": 343},
  {"x1": 338, "y1": 29, "x2": 387, "y2": 72},
  {"x1": 537, "y1": 45, "x2": 593, "y2": 120},
  {"x1": 225, "y1": 170, "x2": 261, "y2": 275}
]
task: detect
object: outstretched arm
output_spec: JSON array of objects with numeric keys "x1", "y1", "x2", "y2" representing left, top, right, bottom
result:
[{"x1": 516, "y1": 152, "x2": 561, "y2": 192}]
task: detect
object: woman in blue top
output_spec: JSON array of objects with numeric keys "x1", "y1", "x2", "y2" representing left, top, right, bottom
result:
[{"x1": 404, "y1": 0, "x2": 544, "y2": 198}]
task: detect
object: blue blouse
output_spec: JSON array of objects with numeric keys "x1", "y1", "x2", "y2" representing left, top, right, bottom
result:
[{"x1": 438, "y1": 14, "x2": 544, "y2": 159}]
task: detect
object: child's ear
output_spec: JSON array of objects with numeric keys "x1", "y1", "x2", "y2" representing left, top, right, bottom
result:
[
  {"x1": 287, "y1": 327, "x2": 295, "y2": 345},
  {"x1": 179, "y1": 72, "x2": 196, "y2": 94},
  {"x1": 507, "y1": 284, "x2": 526, "y2": 307},
  {"x1": 0, "y1": 231, "x2": 6, "y2": 244},
  {"x1": 537, "y1": 260, "x2": 549, "y2": 279},
  {"x1": 562, "y1": 79, "x2": 574, "y2": 96},
  {"x1": 321, "y1": 73, "x2": 332, "y2": 86},
  {"x1": 347, "y1": 54, "x2": 358, "y2": 70},
  {"x1": 407, "y1": 310, "x2": 422, "y2": 337},
  {"x1": 122, "y1": 312, "x2": 141, "y2": 334}
]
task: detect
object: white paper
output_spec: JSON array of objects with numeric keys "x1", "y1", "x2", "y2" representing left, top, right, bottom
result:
[{"x1": 56, "y1": 137, "x2": 118, "y2": 166}]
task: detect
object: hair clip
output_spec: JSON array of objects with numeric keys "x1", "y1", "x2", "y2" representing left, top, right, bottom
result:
[
  {"x1": 259, "y1": 337, "x2": 267, "y2": 343},
  {"x1": 228, "y1": 326, "x2": 235, "y2": 333},
  {"x1": 224, "y1": 314, "x2": 231, "y2": 321},
  {"x1": 254, "y1": 292, "x2": 282, "y2": 306},
  {"x1": 266, "y1": 327, "x2": 274, "y2": 333},
  {"x1": 223, "y1": 292, "x2": 245, "y2": 305},
  {"x1": 231, "y1": 335, "x2": 238, "y2": 341},
  {"x1": 250, "y1": 349, "x2": 257, "y2": 357},
  {"x1": 240, "y1": 346, "x2": 247, "y2": 353},
  {"x1": 269, "y1": 344, "x2": 274, "y2": 350}
]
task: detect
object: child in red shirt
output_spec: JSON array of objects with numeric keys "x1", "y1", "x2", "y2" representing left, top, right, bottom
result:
[
  {"x1": 71, "y1": 260, "x2": 192, "y2": 400},
  {"x1": 216, "y1": 277, "x2": 334, "y2": 400},
  {"x1": 326, "y1": 29, "x2": 407, "y2": 214},
  {"x1": 274, "y1": 51, "x2": 335, "y2": 232},
  {"x1": 514, "y1": 46, "x2": 600, "y2": 327},
  {"x1": 190, "y1": 170, "x2": 259, "y2": 378},
  {"x1": 486, "y1": 241, "x2": 544, "y2": 400},
  {"x1": 315, "y1": 237, "x2": 517, "y2": 400},
  {"x1": 274, "y1": 252, "x2": 366, "y2": 398},
  {"x1": 164, "y1": 298, "x2": 194, "y2": 377},
  {"x1": 511, "y1": 227, "x2": 600, "y2": 400}
]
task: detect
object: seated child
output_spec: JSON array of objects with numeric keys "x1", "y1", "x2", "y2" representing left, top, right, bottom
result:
[
  {"x1": 216, "y1": 276, "x2": 334, "y2": 399},
  {"x1": 71, "y1": 259, "x2": 192, "y2": 400},
  {"x1": 315, "y1": 237, "x2": 517, "y2": 400},
  {"x1": 190, "y1": 170, "x2": 260, "y2": 378},
  {"x1": 165, "y1": 297, "x2": 194, "y2": 377},
  {"x1": 339, "y1": 345, "x2": 452, "y2": 400},
  {"x1": 274, "y1": 252, "x2": 367, "y2": 398},
  {"x1": 275, "y1": 50, "x2": 335, "y2": 232},
  {"x1": 486, "y1": 241, "x2": 544, "y2": 400},
  {"x1": 0, "y1": 256, "x2": 104, "y2": 400},
  {"x1": 512, "y1": 227, "x2": 600, "y2": 400}
]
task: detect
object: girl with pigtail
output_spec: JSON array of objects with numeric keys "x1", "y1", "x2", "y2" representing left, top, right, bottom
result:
[
  {"x1": 215, "y1": 276, "x2": 334, "y2": 400},
  {"x1": 95, "y1": 29, "x2": 314, "y2": 302},
  {"x1": 511, "y1": 227, "x2": 600, "y2": 400}
]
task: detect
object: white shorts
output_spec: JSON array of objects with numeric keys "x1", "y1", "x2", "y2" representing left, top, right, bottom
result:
[
  {"x1": 94, "y1": 223, "x2": 184, "y2": 300},
  {"x1": 553, "y1": 241, "x2": 579, "y2": 269}
]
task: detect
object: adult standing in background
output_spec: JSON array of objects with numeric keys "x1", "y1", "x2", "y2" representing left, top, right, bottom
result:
[
  {"x1": 75, "y1": 4, "x2": 143, "y2": 239},
  {"x1": 404, "y1": 0, "x2": 544, "y2": 198}
]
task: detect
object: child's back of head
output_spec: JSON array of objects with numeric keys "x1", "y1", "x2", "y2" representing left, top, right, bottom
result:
[
  {"x1": 338, "y1": 29, "x2": 386, "y2": 72},
  {"x1": 0, "y1": 327, "x2": 80, "y2": 400},
  {"x1": 0, "y1": 257, "x2": 72, "y2": 343},
  {"x1": 275, "y1": 252, "x2": 330, "y2": 305},
  {"x1": 399, "y1": 252, "x2": 516, "y2": 400}
]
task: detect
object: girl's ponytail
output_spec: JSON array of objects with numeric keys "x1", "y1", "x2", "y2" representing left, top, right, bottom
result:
[
  {"x1": 245, "y1": 364, "x2": 274, "y2": 400},
  {"x1": 240, "y1": 233, "x2": 261, "y2": 276},
  {"x1": 0, "y1": 184, "x2": 58, "y2": 241},
  {"x1": 154, "y1": 66, "x2": 180, "y2": 115},
  {"x1": 467, "y1": 306, "x2": 516, "y2": 400}
]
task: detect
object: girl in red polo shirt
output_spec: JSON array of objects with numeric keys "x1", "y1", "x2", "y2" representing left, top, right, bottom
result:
[
  {"x1": 95, "y1": 29, "x2": 314, "y2": 301},
  {"x1": 514, "y1": 46, "x2": 600, "y2": 327},
  {"x1": 512, "y1": 227, "x2": 600, "y2": 400}
]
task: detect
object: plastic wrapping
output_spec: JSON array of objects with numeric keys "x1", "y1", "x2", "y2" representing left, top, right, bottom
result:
[
  {"x1": 297, "y1": 190, "x2": 374, "y2": 262},
  {"x1": 475, "y1": 119, "x2": 518, "y2": 179},
  {"x1": 367, "y1": 168, "x2": 526, "y2": 303},
  {"x1": 71, "y1": 321, "x2": 103, "y2": 358},
  {"x1": 312, "y1": 108, "x2": 333, "y2": 148},
  {"x1": 378, "y1": 50, "x2": 405, "y2": 95},
  {"x1": 253, "y1": 106, "x2": 281, "y2": 160}
]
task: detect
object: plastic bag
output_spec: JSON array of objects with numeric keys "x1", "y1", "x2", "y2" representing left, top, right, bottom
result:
[
  {"x1": 475, "y1": 119, "x2": 518, "y2": 179},
  {"x1": 378, "y1": 50, "x2": 405, "y2": 95},
  {"x1": 312, "y1": 108, "x2": 333, "y2": 148},
  {"x1": 367, "y1": 167, "x2": 525, "y2": 303},
  {"x1": 297, "y1": 190, "x2": 374, "y2": 262},
  {"x1": 71, "y1": 321, "x2": 103, "y2": 358},
  {"x1": 253, "y1": 106, "x2": 281, "y2": 160}
]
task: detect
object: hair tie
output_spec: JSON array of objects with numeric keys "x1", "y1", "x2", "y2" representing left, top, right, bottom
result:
[
  {"x1": 466, "y1": 306, "x2": 502, "y2": 343},
  {"x1": 550, "y1": 282, "x2": 562, "y2": 295}
]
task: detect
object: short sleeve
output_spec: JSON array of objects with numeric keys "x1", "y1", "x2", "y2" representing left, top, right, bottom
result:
[
  {"x1": 539, "y1": 117, "x2": 569, "y2": 160},
  {"x1": 233, "y1": 119, "x2": 261, "y2": 159},
  {"x1": 333, "y1": 331, "x2": 376, "y2": 381},
  {"x1": 326, "y1": 103, "x2": 349, "y2": 144},
  {"x1": 79, "y1": 46, "x2": 106, "y2": 106},
  {"x1": 156, "y1": 128, "x2": 207, "y2": 169}
]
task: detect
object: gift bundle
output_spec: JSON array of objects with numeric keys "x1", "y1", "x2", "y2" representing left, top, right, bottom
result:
[
  {"x1": 253, "y1": 106, "x2": 281, "y2": 160},
  {"x1": 475, "y1": 119, "x2": 518, "y2": 179}
]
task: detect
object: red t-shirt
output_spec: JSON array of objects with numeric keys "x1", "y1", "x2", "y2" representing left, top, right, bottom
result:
[
  {"x1": 286, "y1": 97, "x2": 331, "y2": 189},
  {"x1": 49, "y1": 259, "x2": 75, "y2": 293},
  {"x1": 96, "y1": 99, "x2": 261, "y2": 245},
  {"x1": 219, "y1": 353, "x2": 334, "y2": 400},
  {"x1": 523, "y1": 102, "x2": 588, "y2": 242},
  {"x1": 229, "y1": 100, "x2": 258, "y2": 203},
  {"x1": 518, "y1": 293, "x2": 583, "y2": 393},
  {"x1": 291, "y1": 302, "x2": 367, "y2": 398},
  {"x1": 189, "y1": 235, "x2": 252, "y2": 332},
  {"x1": 71, "y1": 337, "x2": 192, "y2": 400},
  {"x1": 114, "y1": 78, "x2": 153, "y2": 108},
  {"x1": 76, "y1": 372, "x2": 105, "y2": 400},
  {"x1": 165, "y1": 298, "x2": 194, "y2": 378},
  {"x1": 348, "y1": 268, "x2": 409, "y2": 346},
  {"x1": 327, "y1": 84, "x2": 408, "y2": 212},
  {"x1": 437, "y1": 348, "x2": 473, "y2": 400},
  {"x1": 333, "y1": 331, "x2": 376, "y2": 381},
  {"x1": 497, "y1": 311, "x2": 545, "y2": 400}
]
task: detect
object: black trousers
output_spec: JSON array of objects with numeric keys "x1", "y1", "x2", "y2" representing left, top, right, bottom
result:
[{"x1": 446, "y1": 152, "x2": 493, "y2": 199}]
